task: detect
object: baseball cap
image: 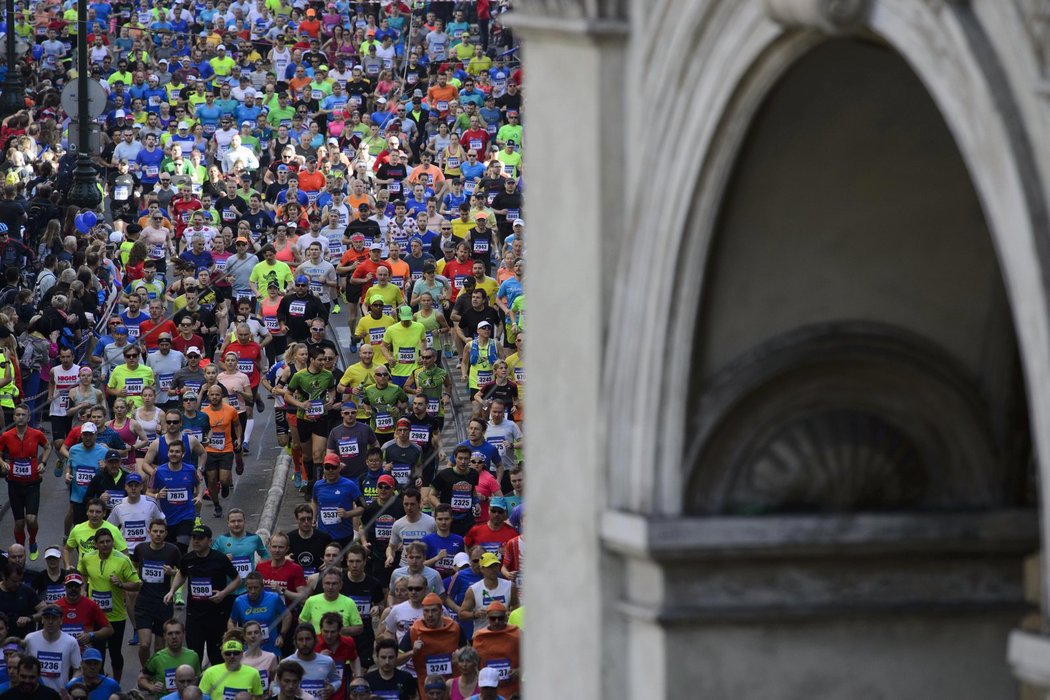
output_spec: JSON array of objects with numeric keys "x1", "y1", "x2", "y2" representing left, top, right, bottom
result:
[
  {"x1": 369, "y1": 242, "x2": 383, "y2": 251},
  {"x1": 115, "y1": 109, "x2": 127, "y2": 119},
  {"x1": 217, "y1": 44, "x2": 226, "y2": 51},
  {"x1": 113, "y1": 325, "x2": 128, "y2": 335},
  {"x1": 398, "y1": 305, "x2": 413, "y2": 321},
  {"x1": 412, "y1": 88, "x2": 423, "y2": 98},
  {"x1": 267, "y1": 280, "x2": 280, "y2": 289},
  {"x1": 477, "y1": 321, "x2": 492, "y2": 330},
  {"x1": 358, "y1": 203, "x2": 370, "y2": 212},
  {"x1": 81, "y1": 422, "x2": 97, "y2": 433},
  {"x1": 185, "y1": 346, "x2": 202, "y2": 357},
  {"x1": 126, "y1": 472, "x2": 143, "y2": 483},
  {"x1": 64, "y1": 573, "x2": 84, "y2": 585},
  {"x1": 453, "y1": 552, "x2": 470, "y2": 568},
  {"x1": 236, "y1": 236, "x2": 249, "y2": 244},
  {"x1": 369, "y1": 295, "x2": 385, "y2": 305},
  {"x1": 183, "y1": 391, "x2": 198, "y2": 400},
  {"x1": 41, "y1": 605, "x2": 62, "y2": 617},
  {"x1": 513, "y1": 218, "x2": 525, "y2": 227},
  {"x1": 221, "y1": 640, "x2": 243, "y2": 653},
  {"x1": 104, "y1": 449, "x2": 121, "y2": 461},
  {"x1": 323, "y1": 453, "x2": 341, "y2": 467},
  {"x1": 191, "y1": 524, "x2": 212, "y2": 538},
  {"x1": 82, "y1": 649, "x2": 104, "y2": 663},
  {"x1": 474, "y1": 211, "x2": 488, "y2": 220},
  {"x1": 489, "y1": 496, "x2": 507, "y2": 510},
  {"x1": 479, "y1": 667, "x2": 500, "y2": 688},
  {"x1": 377, "y1": 474, "x2": 396, "y2": 488},
  {"x1": 177, "y1": 121, "x2": 190, "y2": 130},
  {"x1": 396, "y1": 417, "x2": 411, "y2": 428},
  {"x1": 240, "y1": 120, "x2": 252, "y2": 127},
  {"x1": 487, "y1": 600, "x2": 507, "y2": 615},
  {"x1": 342, "y1": 401, "x2": 357, "y2": 411},
  {"x1": 295, "y1": 274, "x2": 310, "y2": 284},
  {"x1": 43, "y1": 547, "x2": 61, "y2": 559},
  {"x1": 422, "y1": 592, "x2": 443, "y2": 606},
  {"x1": 479, "y1": 552, "x2": 500, "y2": 568}
]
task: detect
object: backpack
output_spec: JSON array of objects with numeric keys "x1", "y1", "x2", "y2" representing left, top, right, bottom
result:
[{"x1": 31, "y1": 269, "x2": 55, "y2": 307}]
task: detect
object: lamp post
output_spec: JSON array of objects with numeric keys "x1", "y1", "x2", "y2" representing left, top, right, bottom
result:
[
  {"x1": 66, "y1": 0, "x2": 101, "y2": 209},
  {"x1": 0, "y1": 0, "x2": 23, "y2": 117}
]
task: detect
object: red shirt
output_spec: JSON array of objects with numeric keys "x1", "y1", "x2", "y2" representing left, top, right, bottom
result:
[
  {"x1": 224, "y1": 341, "x2": 264, "y2": 388},
  {"x1": 443, "y1": 259, "x2": 475, "y2": 301},
  {"x1": 256, "y1": 558, "x2": 307, "y2": 600},
  {"x1": 464, "y1": 522, "x2": 518, "y2": 559},
  {"x1": 0, "y1": 426, "x2": 48, "y2": 484},
  {"x1": 315, "y1": 635, "x2": 358, "y2": 699},
  {"x1": 351, "y1": 259, "x2": 392, "y2": 301},
  {"x1": 170, "y1": 196, "x2": 203, "y2": 235},
  {"x1": 138, "y1": 319, "x2": 179, "y2": 350},
  {"x1": 57, "y1": 595, "x2": 110, "y2": 640},
  {"x1": 461, "y1": 129, "x2": 489, "y2": 155},
  {"x1": 172, "y1": 333, "x2": 205, "y2": 356}
]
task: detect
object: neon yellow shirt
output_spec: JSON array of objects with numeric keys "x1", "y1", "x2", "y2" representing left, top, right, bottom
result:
[
  {"x1": 66, "y1": 521, "x2": 129, "y2": 559},
  {"x1": 299, "y1": 593, "x2": 362, "y2": 632},
  {"x1": 77, "y1": 550, "x2": 140, "y2": 622},
  {"x1": 382, "y1": 321, "x2": 426, "y2": 377},
  {"x1": 200, "y1": 663, "x2": 263, "y2": 699},
  {"x1": 106, "y1": 364, "x2": 156, "y2": 409}
]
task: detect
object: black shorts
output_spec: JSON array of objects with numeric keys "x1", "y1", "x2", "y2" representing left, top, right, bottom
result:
[
  {"x1": 275, "y1": 408, "x2": 289, "y2": 436},
  {"x1": 213, "y1": 286, "x2": 232, "y2": 303},
  {"x1": 50, "y1": 415, "x2": 74, "y2": 442},
  {"x1": 205, "y1": 452, "x2": 234, "y2": 472},
  {"x1": 6, "y1": 480, "x2": 40, "y2": 520},
  {"x1": 296, "y1": 418, "x2": 328, "y2": 443},
  {"x1": 345, "y1": 284, "x2": 361, "y2": 303},
  {"x1": 165, "y1": 518, "x2": 194, "y2": 546},
  {"x1": 135, "y1": 600, "x2": 174, "y2": 635}
]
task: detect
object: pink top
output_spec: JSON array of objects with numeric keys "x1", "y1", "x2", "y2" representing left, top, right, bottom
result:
[{"x1": 450, "y1": 675, "x2": 479, "y2": 700}]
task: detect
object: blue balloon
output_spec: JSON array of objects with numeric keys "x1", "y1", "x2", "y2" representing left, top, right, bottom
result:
[
  {"x1": 82, "y1": 210, "x2": 97, "y2": 228},
  {"x1": 75, "y1": 211, "x2": 97, "y2": 233}
]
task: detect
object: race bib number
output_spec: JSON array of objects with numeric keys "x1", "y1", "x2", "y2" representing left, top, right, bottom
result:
[
  {"x1": 167, "y1": 487, "x2": 189, "y2": 504},
  {"x1": 320, "y1": 507, "x2": 340, "y2": 525},
  {"x1": 289, "y1": 301, "x2": 306, "y2": 316},
  {"x1": 106, "y1": 489, "x2": 126, "y2": 508},
  {"x1": 61, "y1": 624, "x2": 83, "y2": 636},
  {"x1": 312, "y1": 89, "x2": 323, "y2": 101},
  {"x1": 375, "y1": 413, "x2": 393, "y2": 431},
  {"x1": 114, "y1": 185, "x2": 129, "y2": 200},
  {"x1": 465, "y1": 180, "x2": 476, "y2": 194},
  {"x1": 391, "y1": 463, "x2": 410, "y2": 485},
  {"x1": 426, "y1": 654, "x2": 452, "y2": 675},
  {"x1": 388, "y1": 181, "x2": 401, "y2": 193},
  {"x1": 214, "y1": 258, "x2": 227, "y2": 271},
  {"x1": 454, "y1": 275, "x2": 468, "y2": 290},
  {"x1": 158, "y1": 373, "x2": 174, "y2": 391},
  {"x1": 338, "y1": 437, "x2": 359, "y2": 457},
  {"x1": 264, "y1": 316, "x2": 279, "y2": 330},
  {"x1": 232, "y1": 556, "x2": 252, "y2": 578},
  {"x1": 204, "y1": 123, "x2": 216, "y2": 135},
  {"x1": 141, "y1": 560, "x2": 164, "y2": 583},
  {"x1": 506, "y1": 209, "x2": 520, "y2": 220},
  {"x1": 374, "y1": 517, "x2": 393, "y2": 540},
  {"x1": 409, "y1": 425, "x2": 429, "y2": 445},
  {"x1": 349, "y1": 595, "x2": 372, "y2": 619},
  {"x1": 237, "y1": 360, "x2": 254, "y2": 374},
  {"x1": 209, "y1": 431, "x2": 226, "y2": 450},
  {"x1": 450, "y1": 492, "x2": 472, "y2": 512},
  {"x1": 427, "y1": 399, "x2": 440, "y2": 416},
  {"x1": 398, "y1": 346, "x2": 416, "y2": 364},
  {"x1": 145, "y1": 165, "x2": 160, "y2": 178},
  {"x1": 447, "y1": 157, "x2": 460, "y2": 169},
  {"x1": 75, "y1": 466, "x2": 94, "y2": 487},
  {"x1": 91, "y1": 590, "x2": 113, "y2": 612},
  {"x1": 514, "y1": 367, "x2": 525, "y2": 383},
  {"x1": 301, "y1": 681, "x2": 324, "y2": 696},
  {"x1": 223, "y1": 688, "x2": 247, "y2": 700},
  {"x1": 368, "y1": 327, "x2": 385, "y2": 345},
  {"x1": 38, "y1": 651, "x2": 61, "y2": 678},
  {"x1": 309, "y1": 281, "x2": 322, "y2": 296},
  {"x1": 436, "y1": 100, "x2": 448, "y2": 112},
  {"x1": 307, "y1": 400, "x2": 325, "y2": 418},
  {"x1": 222, "y1": 209, "x2": 236, "y2": 222},
  {"x1": 164, "y1": 668, "x2": 177, "y2": 690},
  {"x1": 12, "y1": 459, "x2": 31, "y2": 478},
  {"x1": 45, "y1": 583, "x2": 64, "y2": 603},
  {"x1": 190, "y1": 577, "x2": 213, "y2": 600},
  {"x1": 477, "y1": 370, "x2": 493, "y2": 385},
  {"x1": 470, "y1": 139, "x2": 482, "y2": 151},
  {"x1": 392, "y1": 275, "x2": 404, "y2": 289},
  {"x1": 125, "y1": 377, "x2": 144, "y2": 395},
  {"x1": 473, "y1": 239, "x2": 489, "y2": 254},
  {"x1": 488, "y1": 658, "x2": 511, "y2": 681}
]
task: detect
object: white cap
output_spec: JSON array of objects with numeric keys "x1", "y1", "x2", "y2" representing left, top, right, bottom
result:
[
  {"x1": 148, "y1": 74, "x2": 159, "y2": 81},
  {"x1": 477, "y1": 321, "x2": 492, "y2": 329},
  {"x1": 512, "y1": 218, "x2": 525, "y2": 227},
  {"x1": 245, "y1": 88, "x2": 256, "y2": 97},
  {"x1": 217, "y1": 44, "x2": 226, "y2": 51},
  {"x1": 108, "y1": 231, "x2": 124, "y2": 245},
  {"x1": 453, "y1": 552, "x2": 470, "y2": 568},
  {"x1": 81, "y1": 422, "x2": 97, "y2": 433},
  {"x1": 327, "y1": 137, "x2": 338, "y2": 145},
  {"x1": 177, "y1": 121, "x2": 190, "y2": 130},
  {"x1": 43, "y1": 547, "x2": 61, "y2": 559},
  {"x1": 185, "y1": 346, "x2": 202, "y2": 356},
  {"x1": 158, "y1": 58, "x2": 168, "y2": 64},
  {"x1": 479, "y1": 668, "x2": 499, "y2": 688},
  {"x1": 115, "y1": 109, "x2": 127, "y2": 118}
]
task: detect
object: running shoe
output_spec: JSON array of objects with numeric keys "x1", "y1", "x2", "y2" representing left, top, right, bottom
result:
[
  {"x1": 292, "y1": 471, "x2": 303, "y2": 490},
  {"x1": 174, "y1": 588, "x2": 185, "y2": 607},
  {"x1": 28, "y1": 543, "x2": 38, "y2": 561},
  {"x1": 129, "y1": 630, "x2": 139, "y2": 646},
  {"x1": 214, "y1": 503, "x2": 223, "y2": 518},
  {"x1": 332, "y1": 303, "x2": 341, "y2": 314},
  {"x1": 53, "y1": 458, "x2": 63, "y2": 479}
]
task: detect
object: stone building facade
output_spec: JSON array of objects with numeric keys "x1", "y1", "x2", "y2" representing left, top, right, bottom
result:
[{"x1": 512, "y1": 0, "x2": 1050, "y2": 697}]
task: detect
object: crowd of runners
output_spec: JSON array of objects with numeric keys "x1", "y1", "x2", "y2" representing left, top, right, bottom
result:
[{"x1": 0, "y1": 0, "x2": 526, "y2": 698}]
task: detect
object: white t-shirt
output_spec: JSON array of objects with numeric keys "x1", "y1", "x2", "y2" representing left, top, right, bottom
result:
[
  {"x1": 109, "y1": 496, "x2": 166, "y2": 547},
  {"x1": 389, "y1": 514, "x2": 436, "y2": 567},
  {"x1": 383, "y1": 600, "x2": 423, "y2": 643},
  {"x1": 25, "y1": 631, "x2": 82, "y2": 691}
]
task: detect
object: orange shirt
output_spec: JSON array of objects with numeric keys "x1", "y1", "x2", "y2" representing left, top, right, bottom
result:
[
  {"x1": 298, "y1": 169, "x2": 327, "y2": 196},
  {"x1": 427, "y1": 84, "x2": 459, "y2": 115},
  {"x1": 409, "y1": 164, "x2": 445, "y2": 186},
  {"x1": 385, "y1": 259, "x2": 411, "y2": 292},
  {"x1": 289, "y1": 75, "x2": 312, "y2": 98},
  {"x1": 346, "y1": 193, "x2": 371, "y2": 211},
  {"x1": 201, "y1": 402, "x2": 239, "y2": 453}
]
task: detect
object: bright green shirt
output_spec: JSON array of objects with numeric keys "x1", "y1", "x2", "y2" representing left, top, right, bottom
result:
[
  {"x1": 249, "y1": 260, "x2": 293, "y2": 293},
  {"x1": 299, "y1": 593, "x2": 362, "y2": 632},
  {"x1": 106, "y1": 364, "x2": 156, "y2": 409},
  {"x1": 200, "y1": 663, "x2": 263, "y2": 700},
  {"x1": 143, "y1": 647, "x2": 202, "y2": 692},
  {"x1": 77, "y1": 550, "x2": 140, "y2": 622},
  {"x1": 266, "y1": 105, "x2": 296, "y2": 129},
  {"x1": 382, "y1": 321, "x2": 426, "y2": 377},
  {"x1": 66, "y1": 521, "x2": 129, "y2": 559}
]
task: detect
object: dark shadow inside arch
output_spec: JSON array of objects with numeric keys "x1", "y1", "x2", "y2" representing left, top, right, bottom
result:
[{"x1": 686, "y1": 38, "x2": 1033, "y2": 515}]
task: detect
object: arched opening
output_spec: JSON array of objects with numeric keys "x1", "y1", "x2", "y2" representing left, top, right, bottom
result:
[{"x1": 686, "y1": 38, "x2": 1033, "y2": 517}]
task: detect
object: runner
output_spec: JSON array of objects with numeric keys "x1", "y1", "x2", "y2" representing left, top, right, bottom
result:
[{"x1": 0, "y1": 405, "x2": 50, "y2": 559}]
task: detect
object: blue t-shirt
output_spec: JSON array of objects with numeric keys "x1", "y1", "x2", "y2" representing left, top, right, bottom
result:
[
  {"x1": 136, "y1": 147, "x2": 165, "y2": 184},
  {"x1": 450, "y1": 439, "x2": 501, "y2": 475},
  {"x1": 313, "y1": 476, "x2": 362, "y2": 540},
  {"x1": 67, "y1": 674, "x2": 122, "y2": 700},
  {"x1": 150, "y1": 463, "x2": 199, "y2": 525},
  {"x1": 212, "y1": 532, "x2": 270, "y2": 594},
  {"x1": 497, "y1": 278, "x2": 523, "y2": 310},
  {"x1": 230, "y1": 589, "x2": 286, "y2": 654},
  {"x1": 68, "y1": 443, "x2": 109, "y2": 504},
  {"x1": 195, "y1": 104, "x2": 222, "y2": 134},
  {"x1": 422, "y1": 532, "x2": 465, "y2": 573}
]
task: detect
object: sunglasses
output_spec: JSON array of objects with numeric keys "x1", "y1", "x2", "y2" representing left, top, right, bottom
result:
[
  {"x1": 377, "y1": 484, "x2": 393, "y2": 490},
  {"x1": 407, "y1": 586, "x2": 425, "y2": 592},
  {"x1": 469, "y1": 459, "x2": 486, "y2": 464},
  {"x1": 124, "y1": 353, "x2": 140, "y2": 359},
  {"x1": 374, "y1": 373, "x2": 389, "y2": 377},
  {"x1": 165, "y1": 419, "x2": 181, "y2": 424}
]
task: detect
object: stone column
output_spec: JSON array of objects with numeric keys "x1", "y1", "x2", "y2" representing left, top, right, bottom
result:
[{"x1": 505, "y1": 3, "x2": 628, "y2": 698}]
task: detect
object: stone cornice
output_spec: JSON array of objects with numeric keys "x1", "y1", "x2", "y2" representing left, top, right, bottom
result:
[{"x1": 511, "y1": 0, "x2": 627, "y2": 21}]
